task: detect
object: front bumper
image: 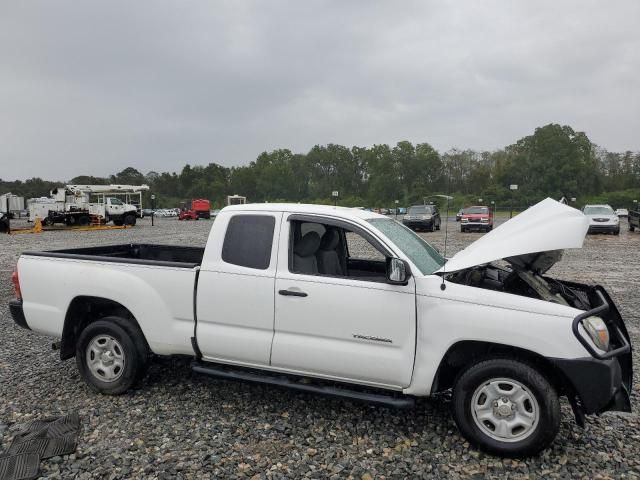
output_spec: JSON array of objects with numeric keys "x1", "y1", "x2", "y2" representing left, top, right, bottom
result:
[
  {"x1": 9, "y1": 299, "x2": 30, "y2": 330},
  {"x1": 461, "y1": 221, "x2": 491, "y2": 230},
  {"x1": 551, "y1": 357, "x2": 631, "y2": 414},
  {"x1": 403, "y1": 219, "x2": 433, "y2": 229},
  {"x1": 588, "y1": 224, "x2": 619, "y2": 233},
  {"x1": 552, "y1": 285, "x2": 632, "y2": 417}
]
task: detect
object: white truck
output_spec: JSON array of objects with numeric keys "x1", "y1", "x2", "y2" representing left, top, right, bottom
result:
[
  {"x1": 9, "y1": 199, "x2": 632, "y2": 456},
  {"x1": 28, "y1": 185, "x2": 146, "y2": 226}
]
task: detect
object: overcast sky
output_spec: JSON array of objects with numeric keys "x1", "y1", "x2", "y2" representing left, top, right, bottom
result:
[{"x1": 1, "y1": 1, "x2": 639, "y2": 181}]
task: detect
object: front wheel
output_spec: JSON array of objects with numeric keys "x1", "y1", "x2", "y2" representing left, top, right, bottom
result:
[
  {"x1": 452, "y1": 358, "x2": 560, "y2": 457},
  {"x1": 76, "y1": 317, "x2": 150, "y2": 395},
  {"x1": 124, "y1": 214, "x2": 136, "y2": 226}
]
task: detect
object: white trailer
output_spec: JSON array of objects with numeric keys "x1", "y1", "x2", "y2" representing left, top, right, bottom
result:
[
  {"x1": 226, "y1": 194, "x2": 247, "y2": 206},
  {"x1": 0, "y1": 193, "x2": 25, "y2": 217}
]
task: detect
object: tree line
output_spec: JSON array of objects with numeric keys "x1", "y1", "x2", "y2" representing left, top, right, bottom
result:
[{"x1": 2, "y1": 123, "x2": 639, "y2": 210}]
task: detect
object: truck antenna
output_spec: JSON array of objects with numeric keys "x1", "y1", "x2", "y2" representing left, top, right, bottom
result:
[{"x1": 440, "y1": 169, "x2": 451, "y2": 291}]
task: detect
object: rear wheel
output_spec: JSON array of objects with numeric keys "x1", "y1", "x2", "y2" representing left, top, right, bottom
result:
[
  {"x1": 78, "y1": 215, "x2": 90, "y2": 226},
  {"x1": 76, "y1": 317, "x2": 149, "y2": 395},
  {"x1": 452, "y1": 358, "x2": 560, "y2": 457}
]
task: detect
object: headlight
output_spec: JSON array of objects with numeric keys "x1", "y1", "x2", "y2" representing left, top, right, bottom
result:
[
  {"x1": 583, "y1": 316, "x2": 610, "y2": 351},
  {"x1": 613, "y1": 217, "x2": 619, "y2": 224},
  {"x1": 422, "y1": 215, "x2": 432, "y2": 220}
]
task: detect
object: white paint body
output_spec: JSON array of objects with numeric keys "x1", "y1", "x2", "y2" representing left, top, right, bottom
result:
[{"x1": 17, "y1": 199, "x2": 597, "y2": 396}]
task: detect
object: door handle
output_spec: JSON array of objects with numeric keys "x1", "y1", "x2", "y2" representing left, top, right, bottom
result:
[{"x1": 278, "y1": 289, "x2": 308, "y2": 297}]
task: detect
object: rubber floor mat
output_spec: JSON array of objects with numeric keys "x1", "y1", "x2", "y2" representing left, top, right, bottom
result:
[
  {"x1": 0, "y1": 452, "x2": 40, "y2": 480},
  {"x1": 7, "y1": 413, "x2": 80, "y2": 459}
]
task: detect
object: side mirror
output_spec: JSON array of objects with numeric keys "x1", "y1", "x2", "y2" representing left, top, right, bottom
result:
[{"x1": 386, "y1": 257, "x2": 411, "y2": 285}]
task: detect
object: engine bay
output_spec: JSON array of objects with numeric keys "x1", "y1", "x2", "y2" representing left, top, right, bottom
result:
[{"x1": 445, "y1": 250, "x2": 592, "y2": 310}]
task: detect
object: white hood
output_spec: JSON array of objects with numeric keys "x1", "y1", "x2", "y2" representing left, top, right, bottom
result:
[{"x1": 437, "y1": 198, "x2": 588, "y2": 273}]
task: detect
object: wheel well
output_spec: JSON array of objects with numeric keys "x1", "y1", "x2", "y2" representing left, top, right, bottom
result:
[
  {"x1": 60, "y1": 296, "x2": 146, "y2": 360},
  {"x1": 430, "y1": 341, "x2": 572, "y2": 397}
]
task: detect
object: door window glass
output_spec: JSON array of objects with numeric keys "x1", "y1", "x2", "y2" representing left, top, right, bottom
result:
[{"x1": 222, "y1": 215, "x2": 275, "y2": 269}]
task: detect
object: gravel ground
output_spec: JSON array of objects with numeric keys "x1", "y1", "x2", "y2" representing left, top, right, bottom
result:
[{"x1": 1, "y1": 215, "x2": 639, "y2": 479}]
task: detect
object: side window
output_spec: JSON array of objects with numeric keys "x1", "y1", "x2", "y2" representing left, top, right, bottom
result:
[
  {"x1": 345, "y1": 231, "x2": 385, "y2": 262},
  {"x1": 290, "y1": 219, "x2": 387, "y2": 282},
  {"x1": 222, "y1": 215, "x2": 275, "y2": 269}
]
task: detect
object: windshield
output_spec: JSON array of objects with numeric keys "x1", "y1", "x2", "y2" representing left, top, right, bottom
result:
[
  {"x1": 368, "y1": 218, "x2": 445, "y2": 275},
  {"x1": 408, "y1": 206, "x2": 432, "y2": 215},
  {"x1": 584, "y1": 206, "x2": 613, "y2": 215},
  {"x1": 109, "y1": 198, "x2": 123, "y2": 205},
  {"x1": 465, "y1": 206, "x2": 488, "y2": 214}
]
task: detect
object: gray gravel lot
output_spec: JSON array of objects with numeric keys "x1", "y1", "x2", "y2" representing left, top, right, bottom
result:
[{"x1": 1, "y1": 215, "x2": 639, "y2": 479}]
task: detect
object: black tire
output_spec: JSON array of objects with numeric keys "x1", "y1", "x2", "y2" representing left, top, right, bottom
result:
[
  {"x1": 113, "y1": 218, "x2": 124, "y2": 226},
  {"x1": 436, "y1": 220, "x2": 441, "y2": 231},
  {"x1": 429, "y1": 222, "x2": 435, "y2": 232},
  {"x1": 78, "y1": 215, "x2": 90, "y2": 226},
  {"x1": 452, "y1": 358, "x2": 560, "y2": 457},
  {"x1": 631, "y1": 224, "x2": 635, "y2": 232},
  {"x1": 124, "y1": 214, "x2": 136, "y2": 226},
  {"x1": 461, "y1": 226, "x2": 466, "y2": 233},
  {"x1": 76, "y1": 316, "x2": 150, "y2": 395}
]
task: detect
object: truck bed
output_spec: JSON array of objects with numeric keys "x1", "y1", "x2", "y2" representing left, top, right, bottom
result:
[{"x1": 23, "y1": 243, "x2": 204, "y2": 268}]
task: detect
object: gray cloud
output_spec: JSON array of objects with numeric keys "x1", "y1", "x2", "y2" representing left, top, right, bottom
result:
[{"x1": 1, "y1": 0, "x2": 638, "y2": 180}]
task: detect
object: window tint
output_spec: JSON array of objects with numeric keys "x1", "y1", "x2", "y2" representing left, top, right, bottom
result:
[
  {"x1": 466, "y1": 206, "x2": 488, "y2": 214},
  {"x1": 408, "y1": 205, "x2": 433, "y2": 215},
  {"x1": 222, "y1": 215, "x2": 275, "y2": 269}
]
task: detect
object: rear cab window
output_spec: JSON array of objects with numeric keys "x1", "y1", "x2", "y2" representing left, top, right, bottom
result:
[{"x1": 222, "y1": 215, "x2": 276, "y2": 269}]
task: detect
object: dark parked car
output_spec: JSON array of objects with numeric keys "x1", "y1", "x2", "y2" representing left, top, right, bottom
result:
[
  {"x1": 629, "y1": 206, "x2": 639, "y2": 232},
  {"x1": 402, "y1": 205, "x2": 441, "y2": 232},
  {"x1": 456, "y1": 208, "x2": 465, "y2": 221}
]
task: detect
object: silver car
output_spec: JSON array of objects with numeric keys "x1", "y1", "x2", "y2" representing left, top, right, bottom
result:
[{"x1": 583, "y1": 204, "x2": 620, "y2": 235}]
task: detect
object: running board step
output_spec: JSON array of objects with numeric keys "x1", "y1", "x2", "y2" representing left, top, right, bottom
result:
[{"x1": 192, "y1": 362, "x2": 415, "y2": 409}]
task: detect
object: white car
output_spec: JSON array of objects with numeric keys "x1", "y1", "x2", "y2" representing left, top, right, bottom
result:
[
  {"x1": 9, "y1": 199, "x2": 631, "y2": 457},
  {"x1": 583, "y1": 204, "x2": 620, "y2": 235}
]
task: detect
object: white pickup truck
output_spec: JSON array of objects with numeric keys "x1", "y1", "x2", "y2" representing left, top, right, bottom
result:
[{"x1": 10, "y1": 199, "x2": 632, "y2": 456}]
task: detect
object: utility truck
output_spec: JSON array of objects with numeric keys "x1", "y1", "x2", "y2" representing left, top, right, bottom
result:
[
  {"x1": 28, "y1": 185, "x2": 146, "y2": 226},
  {"x1": 9, "y1": 199, "x2": 632, "y2": 456}
]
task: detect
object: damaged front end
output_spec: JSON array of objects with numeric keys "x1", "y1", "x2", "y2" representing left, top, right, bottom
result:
[{"x1": 445, "y1": 250, "x2": 632, "y2": 422}]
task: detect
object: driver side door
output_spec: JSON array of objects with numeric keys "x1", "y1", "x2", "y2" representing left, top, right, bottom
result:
[{"x1": 271, "y1": 214, "x2": 417, "y2": 389}]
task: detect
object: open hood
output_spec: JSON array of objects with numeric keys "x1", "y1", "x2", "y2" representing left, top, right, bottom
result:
[{"x1": 436, "y1": 198, "x2": 588, "y2": 273}]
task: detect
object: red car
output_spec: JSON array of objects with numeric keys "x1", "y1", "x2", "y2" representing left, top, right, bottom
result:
[
  {"x1": 460, "y1": 205, "x2": 493, "y2": 232},
  {"x1": 178, "y1": 209, "x2": 199, "y2": 221}
]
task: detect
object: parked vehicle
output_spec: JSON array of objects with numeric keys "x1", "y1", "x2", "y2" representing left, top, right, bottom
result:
[
  {"x1": 398, "y1": 207, "x2": 406, "y2": 215},
  {"x1": 9, "y1": 199, "x2": 632, "y2": 456},
  {"x1": 615, "y1": 208, "x2": 629, "y2": 218},
  {"x1": 460, "y1": 206, "x2": 493, "y2": 232},
  {"x1": 456, "y1": 208, "x2": 465, "y2": 221},
  {"x1": 191, "y1": 199, "x2": 211, "y2": 219},
  {"x1": 629, "y1": 206, "x2": 639, "y2": 232},
  {"x1": 210, "y1": 209, "x2": 221, "y2": 218},
  {"x1": 178, "y1": 209, "x2": 199, "y2": 221},
  {"x1": 583, "y1": 205, "x2": 620, "y2": 235},
  {"x1": 0, "y1": 212, "x2": 9, "y2": 233},
  {"x1": 403, "y1": 204, "x2": 441, "y2": 231},
  {"x1": 28, "y1": 186, "x2": 140, "y2": 226}
]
